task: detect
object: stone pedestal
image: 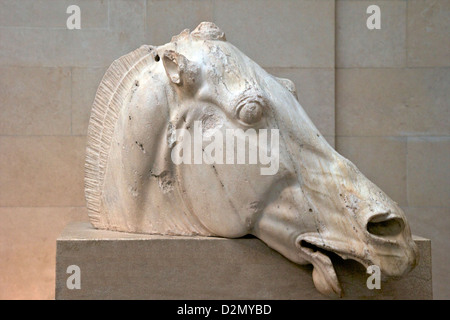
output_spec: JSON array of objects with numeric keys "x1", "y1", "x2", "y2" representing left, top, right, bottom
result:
[{"x1": 55, "y1": 222, "x2": 432, "y2": 300}]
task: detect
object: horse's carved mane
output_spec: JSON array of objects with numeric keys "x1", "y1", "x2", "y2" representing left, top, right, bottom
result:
[
  {"x1": 84, "y1": 45, "x2": 154, "y2": 227},
  {"x1": 85, "y1": 22, "x2": 227, "y2": 227}
]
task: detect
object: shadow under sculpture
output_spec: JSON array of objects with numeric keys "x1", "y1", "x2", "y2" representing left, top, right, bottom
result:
[{"x1": 84, "y1": 22, "x2": 418, "y2": 298}]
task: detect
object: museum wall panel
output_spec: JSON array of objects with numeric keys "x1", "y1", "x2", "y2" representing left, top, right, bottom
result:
[
  {"x1": 336, "y1": 0, "x2": 449, "y2": 299},
  {"x1": 0, "y1": 0, "x2": 447, "y2": 299}
]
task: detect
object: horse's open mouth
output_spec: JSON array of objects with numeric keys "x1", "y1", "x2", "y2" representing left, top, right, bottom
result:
[
  {"x1": 296, "y1": 235, "x2": 371, "y2": 298},
  {"x1": 296, "y1": 239, "x2": 342, "y2": 298}
]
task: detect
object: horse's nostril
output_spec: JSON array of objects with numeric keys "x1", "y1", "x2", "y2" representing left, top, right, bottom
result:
[{"x1": 367, "y1": 216, "x2": 405, "y2": 237}]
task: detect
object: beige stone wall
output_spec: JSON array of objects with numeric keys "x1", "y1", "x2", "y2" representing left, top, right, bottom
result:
[
  {"x1": 335, "y1": 0, "x2": 449, "y2": 299},
  {"x1": 0, "y1": 0, "x2": 447, "y2": 299}
]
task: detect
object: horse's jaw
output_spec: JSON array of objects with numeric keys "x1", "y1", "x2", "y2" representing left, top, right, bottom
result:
[
  {"x1": 252, "y1": 213, "x2": 344, "y2": 298},
  {"x1": 250, "y1": 156, "x2": 418, "y2": 299},
  {"x1": 296, "y1": 236, "x2": 343, "y2": 298},
  {"x1": 295, "y1": 233, "x2": 374, "y2": 298}
]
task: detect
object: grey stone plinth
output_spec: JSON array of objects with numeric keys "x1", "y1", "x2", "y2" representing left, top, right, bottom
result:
[{"x1": 55, "y1": 222, "x2": 432, "y2": 300}]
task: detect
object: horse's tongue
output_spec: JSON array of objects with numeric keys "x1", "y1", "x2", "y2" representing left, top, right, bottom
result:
[{"x1": 310, "y1": 250, "x2": 342, "y2": 298}]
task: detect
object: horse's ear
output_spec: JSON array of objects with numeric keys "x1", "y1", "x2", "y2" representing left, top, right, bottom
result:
[
  {"x1": 275, "y1": 77, "x2": 298, "y2": 100},
  {"x1": 162, "y1": 50, "x2": 198, "y2": 88}
]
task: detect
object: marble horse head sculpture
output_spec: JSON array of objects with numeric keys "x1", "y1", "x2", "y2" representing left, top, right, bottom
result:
[{"x1": 85, "y1": 22, "x2": 418, "y2": 297}]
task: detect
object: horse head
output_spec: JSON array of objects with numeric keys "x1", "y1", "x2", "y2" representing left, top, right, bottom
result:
[{"x1": 85, "y1": 22, "x2": 418, "y2": 298}]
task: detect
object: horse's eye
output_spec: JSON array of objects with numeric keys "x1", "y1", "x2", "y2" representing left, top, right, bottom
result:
[{"x1": 237, "y1": 102, "x2": 263, "y2": 124}]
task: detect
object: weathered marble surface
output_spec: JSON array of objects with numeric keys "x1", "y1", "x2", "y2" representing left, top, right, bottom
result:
[{"x1": 85, "y1": 22, "x2": 418, "y2": 297}]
